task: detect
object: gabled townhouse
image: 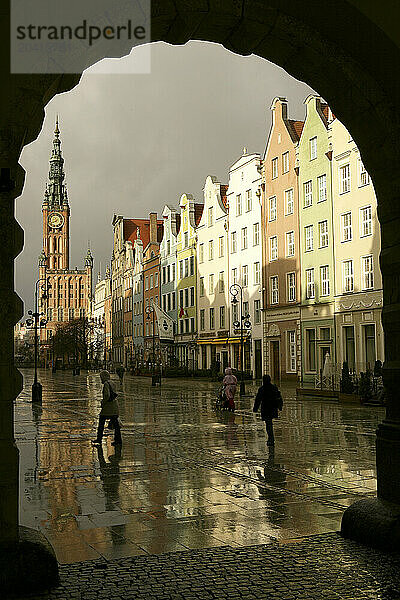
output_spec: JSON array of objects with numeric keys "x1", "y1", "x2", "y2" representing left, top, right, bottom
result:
[
  {"x1": 123, "y1": 240, "x2": 134, "y2": 368},
  {"x1": 262, "y1": 97, "x2": 303, "y2": 383},
  {"x1": 196, "y1": 176, "x2": 229, "y2": 373},
  {"x1": 298, "y1": 96, "x2": 336, "y2": 384},
  {"x1": 132, "y1": 229, "x2": 145, "y2": 367},
  {"x1": 104, "y1": 265, "x2": 112, "y2": 367},
  {"x1": 226, "y1": 149, "x2": 263, "y2": 378},
  {"x1": 111, "y1": 215, "x2": 126, "y2": 365},
  {"x1": 160, "y1": 205, "x2": 180, "y2": 366},
  {"x1": 142, "y1": 212, "x2": 164, "y2": 364},
  {"x1": 330, "y1": 118, "x2": 384, "y2": 372},
  {"x1": 176, "y1": 194, "x2": 204, "y2": 368}
]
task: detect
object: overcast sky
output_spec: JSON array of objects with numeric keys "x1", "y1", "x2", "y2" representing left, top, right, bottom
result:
[{"x1": 16, "y1": 41, "x2": 313, "y2": 315}]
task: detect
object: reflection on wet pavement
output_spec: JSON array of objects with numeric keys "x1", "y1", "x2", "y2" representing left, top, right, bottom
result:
[{"x1": 16, "y1": 370, "x2": 383, "y2": 563}]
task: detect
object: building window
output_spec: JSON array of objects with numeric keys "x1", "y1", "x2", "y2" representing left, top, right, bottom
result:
[
  {"x1": 190, "y1": 256, "x2": 194, "y2": 276},
  {"x1": 287, "y1": 272, "x2": 296, "y2": 302},
  {"x1": 236, "y1": 194, "x2": 242, "y2": 216},
  {"x1": 253, "y1": 223, "x2": 260, "y2": 246},
  {"x1": 200, "y1": 309, "x2": 205, "y2": 331},
  {"x1": 320, "y1": 265, "x2": 330, "y2": 296},
  {"x1": 218, "y1": 271, "x2": 224, "y2": 293},
  {"x1": 253, "y1": 262, "x2": 260, "y2": 285},
  {"x1": 179, "y1": 260, "x2": 183, "y2": 279},
  {"x1": 190, "y1": 286, "x2": 195, "y2": 306},
  {"x1": 341, "y1": 212, "x2": 352, "y2": 242},
  {"x1": 270, "y1": 276, "x2": 279, "y2": 304},
  {"x1": 242, "y1": 265, "x2": 248, "y2": 287},
  {"x1": 269, "y1": 236, "x2": 278, "y2": 261},
  {"x1": 310, "y1": 136, "x2": 317, "y2": 160},
  {"x1": 268, "y1": 196, "x2": 277, "y2": 221},
  {"x1": 362, "y1": 255, "x2": 374, "y2": 290},
  {"x1": 306, "y1": 329, "x2": 316, "y2": 371},
  {"x1": 343, "y1": 326, "x2": 355, "y2": 371},
  {"x1": 184, "y1": 231, "x2": 189, "y2": 247},
  {"x1": 285, "y1": 188, "x2": 294, "y2": 215},
  {"x1": 272, "y1": 157, "x2": 278, "y2": 179},
  {"x1": 241, "y1": 227, "x2": 248, "y2": 250},
  {"x1": 208, "y1": 206, "x2": 213, "y2": 227},
  {"x1": 209, "y1": 274, "x2": 214, "y2": 294},
  {"x1": 232, "y1": 302, "x2": 239, "y2": 325},
  {"x1": 286, "y1": 231, "x2": 295, "y2": 257},
  {"x1": 218, "y1": 236, "x2": 224, "y2": 257},
  {"x1": 282, "y1": 151, "x2": 289, "y2": 173},
  {"x1": 145, "y1": 276, "x2": 148, "y2": 291},
  {"x1": 209, "y1": 239, "x2": 214, "y2": 261},
  {"x1": 358, "y1": 159, "x2": 370, "y2": 187},
  {"x1": 319, "y1": 220, "x2": 329, "y2": 247},
  {"x1": 199, "y1": 277, "x2": 205, "y2": 297},
  {"x1": 162, "y1": 267, "x2": 166, "y2": 285},
  {"x1": 364, "y1": 324, "x2": 376, "y2": 368},
  {"x1": 243, "y1": 301, "x2": 249, "y2": 318},
  {"x1": 343, "y1": 260, "x2": 354, "y2": 293},
  {"x1": 184, "y1": 258, "x2": 189, "y2": 277},
  {"x1": 306, "y1": 268, "x2": 315, "y2": 299},
  {"x1": 167, "y1": 240, "x2": 171, "y2": 255},
  {"x1": 304, "y1": 180, "x2": 312, "y2": 207},
  {"x1": 231, "y1": 231, "x2": 237, "y2": 253},
  {"x1": 340, "y1": 164, "x2": 351, "y2": 194},
  {"x1": 209, "y1": 308, "x2": 215, "y2": 329},
  {"x1": 172, "y1": 292, "x2": 176, "y2": 310},
  {"x1": 305, "y1": 224, "x2": 314, "y2": 252},
  {"x1": 245, "y1": 189, "x2": 252, "y2": 212},
  {"x1": 199, "y1": 244, "x2": 204, "y2": 263},
  {"x1": 317, "y1": 174, "x2": 327, "y2": 202},
  {"x1": 254, "y1": 299, "x2": 261, "y2": 324},
  {"x1": 219, "y1": 305, "x2": 225, "y2": 329},
  {"x1": 190, "y1": 317, "x2": 195, "y2": 333},
  {"x1": 360, "y1": 206, "x2": 372, "y2": 237},
  {"x1": 287, "y1": 331, "x2": 296, "y2": 372},
  {"x1": 232, "y1": 268, "x2": 238, "y2": 284},
  {"x1": 155, "y1": 273, "x2": 158, "y2": 288}
]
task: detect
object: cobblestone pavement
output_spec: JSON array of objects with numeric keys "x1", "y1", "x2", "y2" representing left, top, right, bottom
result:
[
  {"x1": 14, "y1": 533, "x2": 400, "y2": 599},
  {"x1": 16, "y1": 370, "x2": 383, "y2": 568}
]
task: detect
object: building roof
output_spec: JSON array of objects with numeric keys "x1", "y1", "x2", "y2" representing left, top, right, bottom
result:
[
  {"x1": 194, "y1": 203, "x2": 204, "y2": 226},
  {"x1": 123, "y1": 218, "x2": 163, "y2": 249},
  {"x1": 220, "y1": 184, "x2": 229, "y2": 208},
  {"x1": 288, "y1": 119, "x2": 304, "y2": 140}
]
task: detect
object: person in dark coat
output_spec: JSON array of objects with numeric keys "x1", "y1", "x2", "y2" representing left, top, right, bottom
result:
[
  {"x1": 116, "y1": 364, "x2": 125, "y2": 385},
  {"x1": 92, "y1": 370, "x2": 122, "y2": 446},
  {"x1": 253, "y1": 374, "x2": 283, "y2": 446}
]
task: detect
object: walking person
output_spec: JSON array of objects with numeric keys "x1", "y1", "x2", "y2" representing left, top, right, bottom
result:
[
  {"x1": 92, "y1": 370, "x2": 122, "y2": 446},
  {"x1": 253, "y1": 375, "x2": 283, "y2": 446},
  {"x1": 116, "y1": 364, "x2": 125, "y2": 385},
  {"x1": 222, "y1": 367, "x2": 237, "y2": 412}
]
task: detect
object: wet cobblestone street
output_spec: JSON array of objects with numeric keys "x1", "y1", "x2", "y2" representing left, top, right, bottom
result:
[{"x1": 13, "y1": 369, "x2": 400, "y2": 599}]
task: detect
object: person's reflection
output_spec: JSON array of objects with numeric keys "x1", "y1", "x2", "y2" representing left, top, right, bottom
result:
[
  {"x1": 224, "y1": 411, "x2": 239, "y2": 449},
  {"x1": 256, "y1": 447, "x2": 288, "y2": 525},
  {"x1": 96, "y1": 445, "x2": 124, "y2": 545}
]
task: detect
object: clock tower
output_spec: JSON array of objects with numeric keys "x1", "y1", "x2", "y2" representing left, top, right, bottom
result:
[
  {"x1": 41, "y1": 118, "x2": 70, "y2": 270},
  {"x1": 39, "y1": 119, "x2": 93, "y2": 344}
]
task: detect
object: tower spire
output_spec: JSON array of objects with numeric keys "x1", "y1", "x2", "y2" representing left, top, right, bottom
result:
[{"x1": 47, "y1": 116, "x2": 67, "y2": 208}]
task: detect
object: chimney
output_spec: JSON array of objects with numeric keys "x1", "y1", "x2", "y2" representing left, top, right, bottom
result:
[{"x1": 149, "y1": 212, "x2": 157, "y2": 243}]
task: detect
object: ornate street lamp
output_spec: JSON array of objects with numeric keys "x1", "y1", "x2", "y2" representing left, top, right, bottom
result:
[
  {"x1": 230, "y1": 283, "x2": 252, "y2": 396},
  {"x1": 145, "y1": 304, "x2": 160, "y2": 386},
  {"x1": 25, "y1": 278, "x2": 51, "y2": 402}
]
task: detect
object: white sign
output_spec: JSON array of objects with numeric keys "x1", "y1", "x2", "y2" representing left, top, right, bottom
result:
[{"x1": 154, "y1": 304, "x2": 174, "y2": 342}]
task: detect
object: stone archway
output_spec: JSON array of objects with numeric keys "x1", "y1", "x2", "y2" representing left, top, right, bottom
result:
[{"x1": 2, "y1": 0, "x2": 400, "y2": 586}]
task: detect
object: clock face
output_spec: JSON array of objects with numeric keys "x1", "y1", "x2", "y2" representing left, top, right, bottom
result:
[{"x1": 48, "y1": 212, "x2": 64, "y2": 229}]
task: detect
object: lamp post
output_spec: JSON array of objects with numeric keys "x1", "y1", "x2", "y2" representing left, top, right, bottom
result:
[
  {"x1": 25, "y1": 278, "x2": 51, "y2": 402},
  {"x1": 146, "y1": 304, "x2": 158, "y2": 386},
  {"x1": 230, "y1": 283, "x2": 251, "y2": 396}
]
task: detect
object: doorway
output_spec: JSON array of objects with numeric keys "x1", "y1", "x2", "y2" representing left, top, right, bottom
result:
[
  {"x1": 254, "y1": 339, "x2": 262, "y2": 379},
  {"x1": 270, "y1": 340, "x2": 280, "y2": 383}
]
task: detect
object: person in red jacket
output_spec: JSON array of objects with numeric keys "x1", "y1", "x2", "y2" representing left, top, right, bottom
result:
[{"x1": 253, "y1": 375, "x2": 283, "y2": 446}]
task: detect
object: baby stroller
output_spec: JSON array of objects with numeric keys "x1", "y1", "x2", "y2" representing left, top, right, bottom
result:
[{"x1": 216, "y1": 384, "x2": 229, "y2": 410}]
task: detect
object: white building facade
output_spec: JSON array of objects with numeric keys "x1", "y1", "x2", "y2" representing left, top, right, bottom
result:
[
  {"x1": 226, "y1": 150, "x2": 263, "y2": 378},
  {"x1": 196, "y1": 176, "x2": 229, "y2": 373}
]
